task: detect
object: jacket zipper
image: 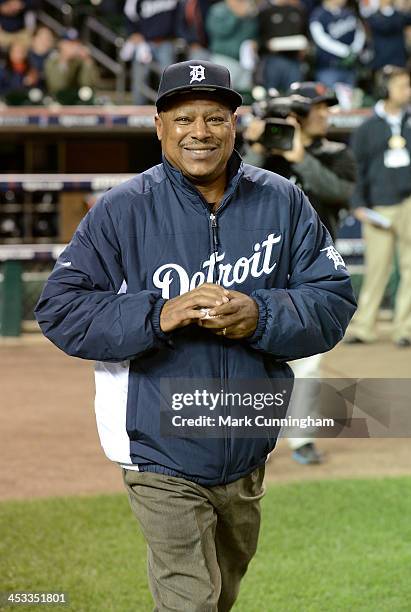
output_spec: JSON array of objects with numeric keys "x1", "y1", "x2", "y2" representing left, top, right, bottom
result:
[
  {"x1": 209, "y1": 213, "x2": 218, "y2": 282},
  {"x1": 209, "y1": 211, "x2": 230, "y2": 483},
  {"x1": 221, "y1": 335, "x2": 230, "y2": 483}
]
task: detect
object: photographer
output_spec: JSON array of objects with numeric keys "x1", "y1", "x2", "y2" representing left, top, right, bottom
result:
[
  {"x1": 243, "y1": 81, "x2": 356, "y2": 241},
  {"x1": 243, "y1": 82, "x2": 356, "y2": 464}
]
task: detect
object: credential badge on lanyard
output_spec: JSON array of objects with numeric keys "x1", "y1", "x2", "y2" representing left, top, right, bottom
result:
[{"x1": 384, "y1": 122, "x2": 410, "y2": 168}]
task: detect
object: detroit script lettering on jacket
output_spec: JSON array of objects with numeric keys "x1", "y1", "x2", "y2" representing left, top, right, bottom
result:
[{"x1": 153, "y1": 233, "x2": 281, "y2": 298}]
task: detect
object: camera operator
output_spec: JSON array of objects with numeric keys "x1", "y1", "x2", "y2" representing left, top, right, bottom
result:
[
  {"x1": 243, "y1": 82, "x2": 356, "y2": 464},
  {"x1": 243, "y1": 82, "x2": 356, "y2": 241}
]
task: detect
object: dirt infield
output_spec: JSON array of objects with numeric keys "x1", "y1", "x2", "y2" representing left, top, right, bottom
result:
[{"x1": 1, "y1": 328, "x2": 410, "y2": 501}]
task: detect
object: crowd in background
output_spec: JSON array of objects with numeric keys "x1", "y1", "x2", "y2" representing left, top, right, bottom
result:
[
  {"x1": 1, "y1": 0, "x2": 411, "y2": 105},
  {"x1": 116, "y1": 0, "x2": 411, "y2": 106},
  {"x1": 0, "y1": 0, "x2": 99, "y2": 103}
]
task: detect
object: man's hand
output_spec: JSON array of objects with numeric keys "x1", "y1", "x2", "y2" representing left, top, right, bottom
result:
[
  {"x1": 353, "y1": 207, "x2": 369, "y2": 223},
  {"x1": 128, "y1": 32, "x2": 145, "y2": 45},
  {"x1": 60, "y1": 42, "x2": 79, "y2": 62},
  {"x1": 23, "y1": 68, "x2": 38, "y2": 87},
  {"x1": 77, "y1": 43, "x2": 92, "y2": 61},
  {"x1": 243, "y1": 117, "x2": 265, "y2": 144},
  {"x1": 197, "y1": 289, "x2": 259, "y2": 339},
  {"x1": 246, "y1": 116, "x2": 305, "y2": 163},
  {"x1": 340, "y1": 52, "x2": 357, "y2": 69},
  {"x1": 271, "y1": 118, "x2": 305, "y2": 163},
  {"x1": 160, "y1": 283, "x2": 230, "y2": 333}
]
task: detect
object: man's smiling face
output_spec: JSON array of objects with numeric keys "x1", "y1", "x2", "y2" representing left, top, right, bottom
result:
[{"x1": 155, "y1": 95, "x2": 237, "y2": 185}]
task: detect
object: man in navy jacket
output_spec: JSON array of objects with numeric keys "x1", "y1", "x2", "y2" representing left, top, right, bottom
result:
[
  {"x1": 347, "y1": 65, "x2": 411, "y2": 347},
  {"x1": 365, "y1": 0, "x2": 411, "y2": 71},
  {"x1": 35, "y1": 60, "x2": 356, "y2": 611},
  {"x1": 309, "y1": 0, "x2": 365, "y2": 88}
]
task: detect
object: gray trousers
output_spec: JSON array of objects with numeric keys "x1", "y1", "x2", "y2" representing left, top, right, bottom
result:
[{"x1": 122, "y1": 465, "x2": 266, "y2": 611}]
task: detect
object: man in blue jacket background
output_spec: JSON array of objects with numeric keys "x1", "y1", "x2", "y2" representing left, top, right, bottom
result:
[{"x1": 35, "y1": 60, "x2": 356, "y2": 611}]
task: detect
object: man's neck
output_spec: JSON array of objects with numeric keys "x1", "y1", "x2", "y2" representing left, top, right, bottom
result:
[
  {"x1": 383, "y1": 100, "x2": 403, "y2": 116},
  {"x1": 195, "y1": 182, "x2": 225, "y2": 211},
  {"x1": 323, "y1": 2, "x2": 341, "y2": 13},
  {"x1": 301, "y1": 132, "x2": 313, "y2": 147},
  {"x1": 193, "y1": 175, "x2": 227, "y2": 211},
  {"x1": 164, "y1": 154, "x2": 229, "y2": 211}
]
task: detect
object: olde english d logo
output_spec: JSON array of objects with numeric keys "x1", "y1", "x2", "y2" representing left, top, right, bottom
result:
[
  {"x1": 320, "y1": 246, "x2": 346, "y2": 270},
  {"x1": 153, "y1": 233, "x2": 282, "y2": 298},
  {"x1": 189, "y1": 65, "x2": 205, "y2": 84}
]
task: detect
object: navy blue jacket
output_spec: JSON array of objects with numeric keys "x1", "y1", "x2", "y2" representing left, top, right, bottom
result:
[
  {"x1": 309, "y1": 6, "x2": 364, "y2": 69},
  {"x1": 0, "y1": 65, "x2": 26, "y2": 96},
  {"x1": 350, "y1": 105, "x2": 411, "y2": 207},
  {"x1": 366, "y1": 10, "x2": 411, "y2": 70},
  {"x1": 0, "y1": 0, "x2": 36, "y2": 33},
  {"x1": 124, "y1": 0, "x2": 178, "y2": 40},
  {"x1": 34, "y1": 152, "x2": 356, "y2": 486}
]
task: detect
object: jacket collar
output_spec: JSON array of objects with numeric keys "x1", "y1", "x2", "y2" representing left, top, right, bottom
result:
[
  {"x1": 374, "y1": 100, "x2": 406, "y2": 126},
  {"x1": 162, "y1": 149, "x2": 244, "y2": 212},
  {"x1": 307, "y1": 137, "x2": 325, "y2": 152}
]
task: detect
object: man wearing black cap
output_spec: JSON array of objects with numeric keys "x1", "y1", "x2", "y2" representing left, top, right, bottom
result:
[
  {"x1": 244, "y1": 82, "x2": 356, "y2": 465},
  {"x1": 35, "y1": 61, "x2": 356, "y2": 610}
]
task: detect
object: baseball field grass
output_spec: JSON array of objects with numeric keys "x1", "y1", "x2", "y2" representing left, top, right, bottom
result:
[{"x1": 1, "y1": 477, "x2": 410, "y2": 612}]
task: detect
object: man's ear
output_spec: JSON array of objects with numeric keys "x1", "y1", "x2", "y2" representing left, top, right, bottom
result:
[
  {"x1": 155, "y1": 113, "x2": 163, "y2": 141},
  {"x1": 232, "y1": 112, "x2": 238, "y2": 134}
]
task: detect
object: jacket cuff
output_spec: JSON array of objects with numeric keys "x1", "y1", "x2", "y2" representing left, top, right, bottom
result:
[
  {"x1": 151, "y1": 297, "x2": 173, "y2": 345},
  {"x1": 245, "y1": 294, "x2": 268, "y2": 344}
]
